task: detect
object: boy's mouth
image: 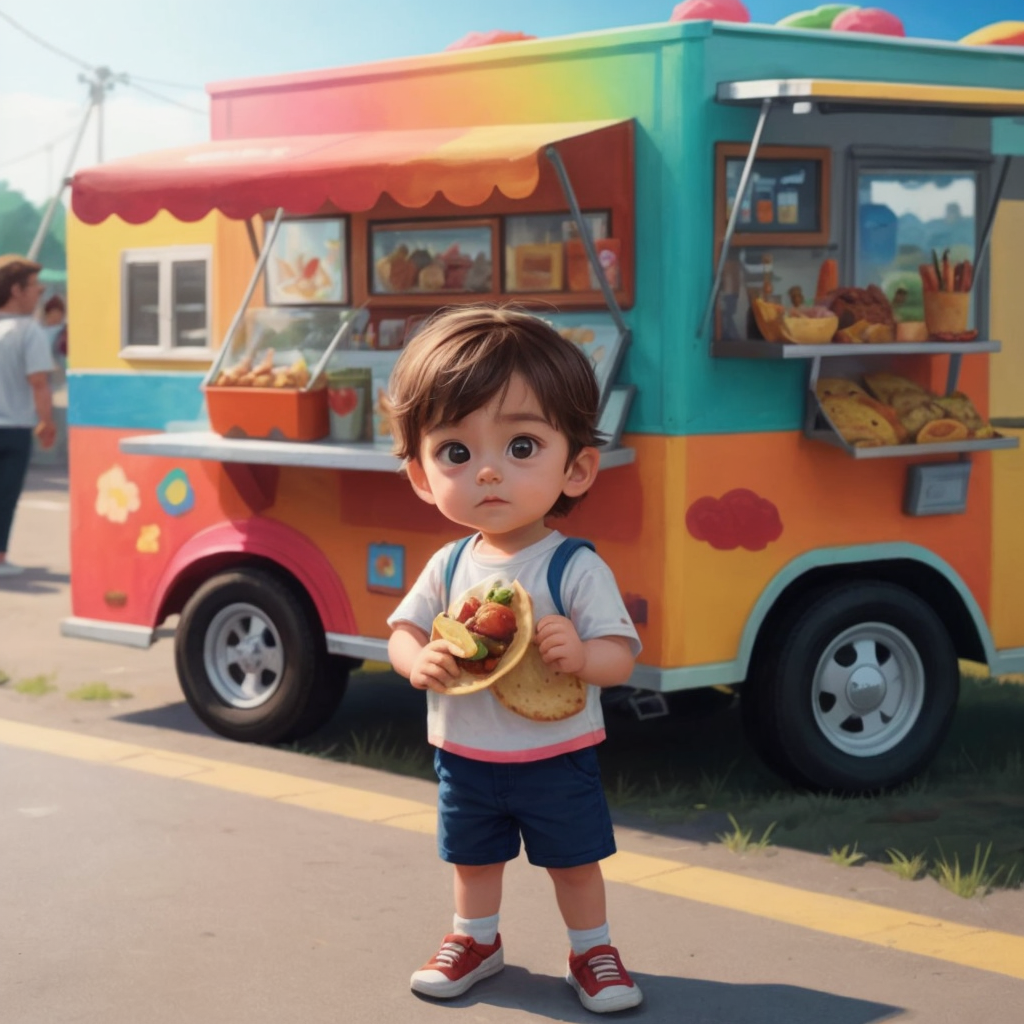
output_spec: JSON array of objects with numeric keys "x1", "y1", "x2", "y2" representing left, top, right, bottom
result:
[{"x1": 478, "y1": 496, "x2": 507, "y2": 506}]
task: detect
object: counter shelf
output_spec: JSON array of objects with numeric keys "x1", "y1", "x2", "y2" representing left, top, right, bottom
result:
[
  {"x1": 711, "y1": 340, "x2": 1002, "y2": 359},
  {"x1": 802, "y1": 386, "x2": 1019, "y2": 461},
  {"x1": 118, "y1": 430, "x2": 635, "y2": 472}
]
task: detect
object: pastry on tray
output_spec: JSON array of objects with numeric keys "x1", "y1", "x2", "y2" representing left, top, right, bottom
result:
[{"x1": 820, "y1": 394, "x2": 904, "y2": 448}]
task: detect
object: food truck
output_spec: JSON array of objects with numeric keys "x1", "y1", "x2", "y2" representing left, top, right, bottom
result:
[{"x1": 63, "y1": 16, "x2": 1024, "y2": 793}]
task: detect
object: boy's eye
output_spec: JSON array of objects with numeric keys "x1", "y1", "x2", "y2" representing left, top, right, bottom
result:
[
  {"x1": 508, "y1": 436, "x2": 537, "y2": 460},
  {"x1": 438, "y1": 442, "x2": 471, "y2": 466}
]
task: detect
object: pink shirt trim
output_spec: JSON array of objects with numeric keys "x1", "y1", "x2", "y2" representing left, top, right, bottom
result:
[{"x1": 429, "y1": 728, "x2": 606, "y2": 763}]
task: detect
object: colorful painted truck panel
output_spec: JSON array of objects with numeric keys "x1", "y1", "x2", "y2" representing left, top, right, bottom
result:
[{"x1": 65, "y1": 20, "x2": 1024, "y2": 792}]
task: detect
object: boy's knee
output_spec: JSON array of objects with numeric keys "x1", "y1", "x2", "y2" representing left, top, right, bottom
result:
[{"x1": 547, "y1": 862, "x2": 602, "y2": 886}]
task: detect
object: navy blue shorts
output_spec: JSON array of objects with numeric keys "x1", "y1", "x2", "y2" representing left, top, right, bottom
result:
[{"x1": 434, "y1": 746, "x2": 617, "y2": 868}]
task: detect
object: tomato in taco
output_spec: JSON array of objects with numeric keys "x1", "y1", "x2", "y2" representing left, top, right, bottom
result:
[{"x1": 430, "y1": 580, "x2": 534, "y2": 695}]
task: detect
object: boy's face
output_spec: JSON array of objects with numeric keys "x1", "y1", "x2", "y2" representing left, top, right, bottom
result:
[{"x1": 407, "y1": 373, "x2": 597, "y2": 548}]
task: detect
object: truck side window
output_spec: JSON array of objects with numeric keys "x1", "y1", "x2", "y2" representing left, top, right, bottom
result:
[{"x1": 122, "y1": 245, "x2": 212, "y2": 355}]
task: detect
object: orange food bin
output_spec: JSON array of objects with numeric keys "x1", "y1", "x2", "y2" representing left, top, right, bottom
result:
[{"x1": 204, "y1": 386, "x2": 329, "y2": 441}]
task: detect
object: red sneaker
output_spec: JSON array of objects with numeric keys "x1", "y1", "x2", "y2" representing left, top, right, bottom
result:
[
  {"x1": 410, "y1": 933, "x2": 504, "y2": 999},
  {"x1": 566, "y1": 944, "x2": 643, "y2": 1013}
]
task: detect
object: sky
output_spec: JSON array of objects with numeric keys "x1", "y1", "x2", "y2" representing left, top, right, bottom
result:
[{"x1": 0, "y1": 0, "x2": 1020, "y2": 205}]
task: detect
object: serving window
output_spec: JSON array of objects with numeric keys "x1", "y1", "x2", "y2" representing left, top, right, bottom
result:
[{"x1": 370, "y1": 220, "x2": 495, "y2": 296}]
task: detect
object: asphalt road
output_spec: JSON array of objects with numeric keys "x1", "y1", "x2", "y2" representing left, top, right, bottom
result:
[{"x1": 2, "y1": 467, "x2": 1023, "y2": 1023}]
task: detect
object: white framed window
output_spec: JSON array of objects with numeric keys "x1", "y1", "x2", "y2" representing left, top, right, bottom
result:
[{"x1": 121, "y1": 245, "x2": 212, "y2": 359}]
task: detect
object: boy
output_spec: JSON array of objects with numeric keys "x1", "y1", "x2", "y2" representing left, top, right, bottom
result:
[{"x1": 386, "y1": 306, "x2": 642, "y2": 1013}]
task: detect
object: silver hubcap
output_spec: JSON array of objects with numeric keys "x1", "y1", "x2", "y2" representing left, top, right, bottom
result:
[
  {"x1": 812, "y1": 622, "x2": 925, "y2": 758},
  {"x1": 203, "y1": 603, "x2": 285, "y2": 709}
]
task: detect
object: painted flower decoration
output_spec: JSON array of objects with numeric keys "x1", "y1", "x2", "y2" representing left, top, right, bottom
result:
[
  {"x1": 157, "y1": 468, "x2": 195, "y2": 517},
  {"x1": 95, "y1": 465, "x2": 141, "y2": 524},
  {"x1": 136, "y1": 524, "x2": 161, "y2": 554}
]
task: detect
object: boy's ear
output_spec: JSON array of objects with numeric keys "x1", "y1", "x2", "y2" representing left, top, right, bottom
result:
[
  {"x1": 405, "y1": 458, "x2": 437, "y2": 506},
  {"x1": 563, "y1": 446, "x2": 600, "y2": 497}
]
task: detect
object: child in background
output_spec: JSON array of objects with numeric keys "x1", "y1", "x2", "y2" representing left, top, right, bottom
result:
[{"x1": 386, "y1": 306, "x2": 643, "y2": 1013}]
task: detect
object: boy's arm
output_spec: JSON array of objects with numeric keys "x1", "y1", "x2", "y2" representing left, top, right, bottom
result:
[{"x1": 534, "y1": 617, "x2": 635, "y2": 688}]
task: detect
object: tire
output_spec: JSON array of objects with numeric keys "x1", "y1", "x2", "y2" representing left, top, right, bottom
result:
[
  {"x1": 742, "y1": 581, "x2": 959, "y2": 793},
  {"x1": 174, "y1": 567, "x2": 348, "y2": 743}
]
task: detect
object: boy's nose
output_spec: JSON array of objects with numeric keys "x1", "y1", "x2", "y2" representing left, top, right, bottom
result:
[{"x1": 477, "y1": 462, "x2": 502, "y2": 484}]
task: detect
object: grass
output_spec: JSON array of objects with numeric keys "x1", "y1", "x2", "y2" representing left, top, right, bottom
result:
[
  {"x1": 717, "y1": 813, "x2": 776, "y2": 854},
  {"x1": 13, "y1": 673, "x2": 57, "y2": 696},
  {"x1": 0, "y1": 669, "x2": 9, "y2": 686},
  {"x1": 932, "y1": 843, "x2": 1016, "y2": 898},
  {"x1": 283, "y1": 725, "x2": 434, "y2": 780},
  {"x1": 828, "y1": 843, "x2": 867, "y2": 867},
  {"x1": 283, "y1": 666, "x2": 1024, "y2": 895},
  {"x1": 67, "y1": 682, "x2": 133, "y2": 701},
  {"x1": 884, "y1": 849, "x2": 928, "y2": 881}
]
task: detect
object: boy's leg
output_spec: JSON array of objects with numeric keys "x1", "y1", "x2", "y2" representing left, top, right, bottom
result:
[
  {"x1": 546, "y1": 861, "x2": 606, "y2": 930},
  {"x1": 549, "y1": 863, "x2": 642, "y2": 1014},
  {"x1": 454, "y1": 861, "x2": 505, "y2": 920},
  {"x1": 411, "y1": 862, "x2": 507, "y2": 999}
]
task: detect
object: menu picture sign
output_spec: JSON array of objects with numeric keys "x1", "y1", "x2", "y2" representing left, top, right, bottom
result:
[{"x1": 715, "y1": 144, "x2": 831, "y2": 248}]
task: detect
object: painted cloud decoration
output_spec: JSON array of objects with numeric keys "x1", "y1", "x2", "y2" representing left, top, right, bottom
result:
[
  {"x1": 95, "y1": 465, "x2": 141, "y2": 524},
  {"x1": 686, "y1": 488, "x2": 783, "y2": 551}
]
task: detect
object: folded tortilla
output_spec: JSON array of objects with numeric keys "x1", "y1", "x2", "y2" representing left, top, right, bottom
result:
[
  {"x1": 491, "y1": 643, "x2": 587, "y2": 722},
  {"x1": 430, "y1": 579, "x2": 533, "y2": 696}
]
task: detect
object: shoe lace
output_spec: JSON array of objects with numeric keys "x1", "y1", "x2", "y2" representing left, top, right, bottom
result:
[
  {"x1": 586, "y1": 952, "x2": 626, "y2": 984},
  {"x1": 432, "y1": 940, "x2": 468, "y2": 968}
]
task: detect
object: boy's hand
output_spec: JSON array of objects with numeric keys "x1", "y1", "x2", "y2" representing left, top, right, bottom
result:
[
  {"x1": 534, "y1": 615, "x2": 586, "y2": 676},
  {"x1": 410, "y1": 639, "x2": 464, "y2": 693}
]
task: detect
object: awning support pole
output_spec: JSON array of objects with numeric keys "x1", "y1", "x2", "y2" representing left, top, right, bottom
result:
[
  {"x1": 244, "y1": 219, "x2": 261, "y2": 263},
  {"x1": 974, "y1": 154, "x2": 1013, "y2": 288},
  {"x1": 545, "y1": 145, "x2": 628, "y2": 338},
  {"x1": 203, "y1": 208, "x2": 284, "y2": 387},
  {"x1": 699, "y1": 97, "x2": 773, "y2": 343}
]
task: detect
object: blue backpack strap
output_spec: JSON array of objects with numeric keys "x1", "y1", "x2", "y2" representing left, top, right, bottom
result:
[
  {"x1": 546, "y1": 537, "x2": 596, "y2": 617},
  {"x1": 443, "y1": 535, "x2": 475, "y2": 609}
]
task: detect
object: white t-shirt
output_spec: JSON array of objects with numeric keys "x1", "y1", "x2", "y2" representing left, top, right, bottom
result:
[
  {"x1": 0, "y1": 315, "x2": 54, "y2": 428},
  {"x1": 387, "y1": 531, "x2": 641, "y2": 763}
]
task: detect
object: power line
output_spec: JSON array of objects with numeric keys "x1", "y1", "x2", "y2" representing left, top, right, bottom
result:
[
  {"x1": 0, "y1": 8, "x2": 94, "y2": 72},
  {"x1": 129, "y1": 73, "x2": 203, "y2": 91},
  {"x1": 0, "y1": 125, "x2": 80, "y2": 170},
  {"x1": 124, "y1": 79, "x2": 208, "y2": 117},
  {"x1": 1, "y1": 8, "x2": 207, "y2": 116}
]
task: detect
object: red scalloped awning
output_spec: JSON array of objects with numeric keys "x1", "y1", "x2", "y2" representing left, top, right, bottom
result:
[{"x1": 71, "y1": 120, "x2": 629, "y2": 225}]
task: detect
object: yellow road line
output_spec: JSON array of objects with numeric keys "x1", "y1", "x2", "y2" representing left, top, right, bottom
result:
[{"x1": 2, "y1": 716, "x2": 1023, "y2": 981}]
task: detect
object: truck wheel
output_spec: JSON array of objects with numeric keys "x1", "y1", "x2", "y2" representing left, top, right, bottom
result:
[
  {"x1": 175, "y1": 567, "x2": 347, "y2": 743},
  {"x1": 743, "y1": 582, "x2": 959, "y2": 793}
]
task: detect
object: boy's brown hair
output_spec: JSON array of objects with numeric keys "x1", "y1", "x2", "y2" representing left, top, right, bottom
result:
[
  {"x1": 0, "y1": 255, "x2": 42, "y2": 308},
  {"x1": 386, "y1": 305, "x2": 603, "y2": 517}
]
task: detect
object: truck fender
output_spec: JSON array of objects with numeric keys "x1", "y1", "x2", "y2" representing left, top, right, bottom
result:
[
  {"x1": 736, "y1": 542, "x2": 995, "y2": 678},
  {"x1": 148, "y1": 518, "x2": 358, "y2": 635}
]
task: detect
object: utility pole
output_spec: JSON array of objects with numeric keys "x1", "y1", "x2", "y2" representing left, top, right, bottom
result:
[
  {"x1": 87, "y1": 66, "x2": 125, "y2": 163},
  {"x1": 28, "y1": 65, "x2": 126, "y2": 261}
]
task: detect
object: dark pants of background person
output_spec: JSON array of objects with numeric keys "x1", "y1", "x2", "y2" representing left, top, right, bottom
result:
[{"x1": 0, "y1": 428, "x2": 33, "y2": 554}]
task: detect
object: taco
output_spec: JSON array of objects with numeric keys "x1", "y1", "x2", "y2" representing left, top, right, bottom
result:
[
  {"x1": 490, "y1": 644, "x2": 587, "y2": 722},
  {"x1": 430, "y1": 580, "x2": 534, "y2": 695}
]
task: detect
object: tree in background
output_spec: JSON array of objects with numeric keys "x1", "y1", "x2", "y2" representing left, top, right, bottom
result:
[{"x1": 0, "y1": 181, "x2": 66, "y2": 273}]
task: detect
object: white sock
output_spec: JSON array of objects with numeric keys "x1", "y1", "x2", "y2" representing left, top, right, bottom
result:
[
  {"x1": 453, "y1": 912, "x2": 499, "y2": 946},
  {"x1": 568, "y1": 922, "x2": 611, "y2": 955}
]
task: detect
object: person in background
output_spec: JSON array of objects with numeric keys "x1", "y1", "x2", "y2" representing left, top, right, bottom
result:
[
  {"x1": 0, "y1": 255, "x2": 56, "y2": 577},
  {"x1": 42, "y1": 294, "x2": 68, "y2": 367}
]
